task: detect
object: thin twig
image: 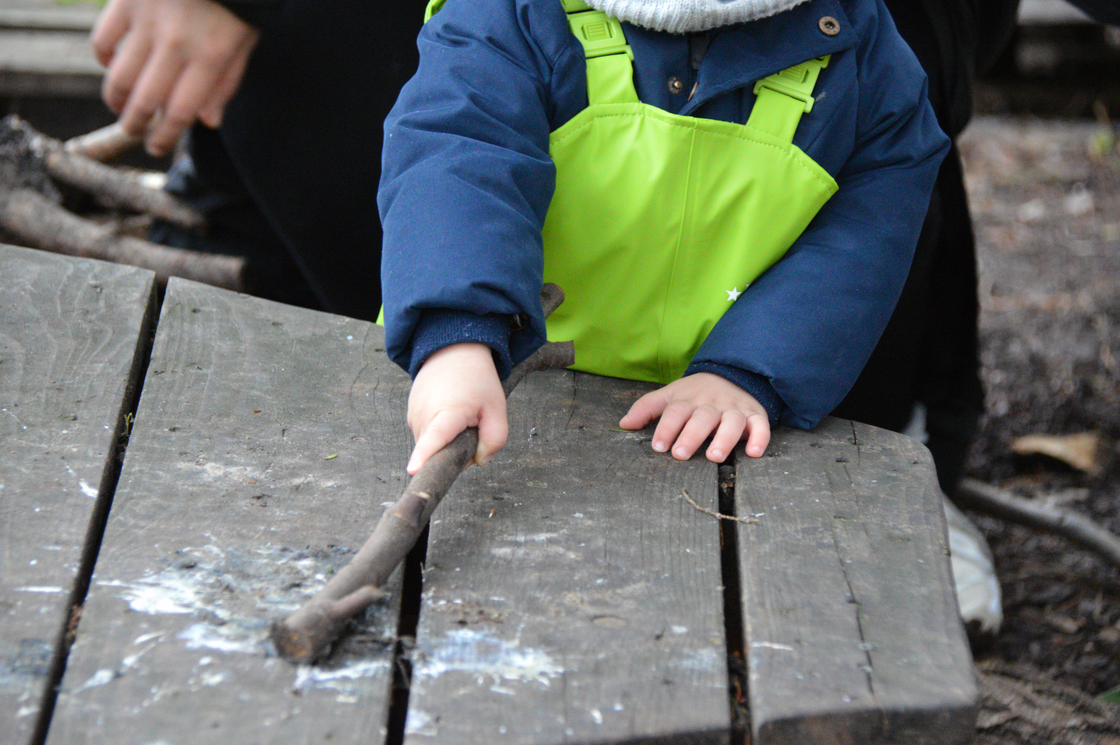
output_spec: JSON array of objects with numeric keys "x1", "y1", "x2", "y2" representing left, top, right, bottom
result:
[
  {"x1": 956, "y1": 478, "x2": 1120, "y2": 571},
  {"x1": 680, "y1": 488, "x2": 759, "y2": 524},
  {"x1": 270, "y1": 284, "x2": 574, "y2": 663}
]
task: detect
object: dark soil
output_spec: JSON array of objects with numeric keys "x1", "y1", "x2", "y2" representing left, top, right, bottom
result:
[{"x1": 957, "y1": 115, "x2": 1120, "y2": 709}]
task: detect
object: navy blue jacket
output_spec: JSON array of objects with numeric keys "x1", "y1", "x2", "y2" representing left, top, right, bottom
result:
[{"x1": 379, "y1": 0, "x2": 949, "y2": 429}]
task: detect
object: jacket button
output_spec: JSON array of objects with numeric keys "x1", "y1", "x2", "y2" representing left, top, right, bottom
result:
[
  {"x1": 667, "y1": 76, "x2": 684, "y2": 95},
  {"x1": 818, "y1": 16, "x2": 841, "y2": 36}
]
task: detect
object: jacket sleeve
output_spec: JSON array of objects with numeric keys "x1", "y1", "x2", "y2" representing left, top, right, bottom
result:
[
  {"x1": 210, "y1": 0, "x2": 286, "y2": 29},
  {"x1": 378, "y1": 0, "x2": 583, "y2": 378},
  {"x1": 688, "y1": 0, "x2": 950, "y2": 429}
]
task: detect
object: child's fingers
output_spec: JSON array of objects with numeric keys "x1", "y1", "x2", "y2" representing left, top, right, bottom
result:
[
  {"x1": 650, "y1": 401, "x2": 695, "y2": 454},
  {"x1": 661, "y1": 403, "x2": 722, "y2": 460},
  {"x1": 472, "y1": 399, "x2": 508, "y2": 467},
  {"x1": 406, "y1": 410, "x2": 470, "y2": 475},
  {"x1": 705, "y1": 410, "x2": 749, "y2": 463},
  {"x1": 618, "y1": 390, "x2": 666, "y2": 432},
  {"x1": 742, "y1": 412, "x2": 771, "y2": 458}
]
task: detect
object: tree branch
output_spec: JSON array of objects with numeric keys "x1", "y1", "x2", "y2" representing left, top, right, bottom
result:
[
  {"x1": 956, "y1": 477, "x2": 1120, "y2": 570},
  {"x1": 64, "y1": 122, "x2": 143, "y2": 163},
  {"x1": 270, "y1": 284, "x2": 574, "y2": 663},
  {"x1": 31, "y1": 127, "x2": 203, "y2": 231},
  {"x1": 1, "y1": 187, "x2": 245, "y2": 290}
]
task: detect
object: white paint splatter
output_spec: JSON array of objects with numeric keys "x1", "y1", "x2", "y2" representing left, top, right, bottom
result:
[
  {"x1": 16, "y1": 586, "x2": 62, "y2": 593},
  {"x1": 178, "y1": 622, "x2": 265, "y2": 655},
  {"x1": 293, "y1": 659, "x2": 389, "y2": 698},
  {"x1": 76, "y1": 668, "x2": 117, "y2": 692},
  {"x1": 79, "y1": 480, "x2": 98, "y2": 498},
  {"x1": 412, "y1": 628, "x2": 563, "y2": 690},
  {"x1": 751, "y1": 641, "x2": 795, "y2": 652},
  {"x1": 101, "y1": 577, "x2": 203, "y2": 615},
  {"x1": 405, "y1": 708, "x2": 438, "y2": 737}
]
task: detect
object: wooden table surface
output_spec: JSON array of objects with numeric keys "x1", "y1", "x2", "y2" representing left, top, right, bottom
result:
[{"x1": 1, "y1": 243, "x2": 977, "y2": 745}]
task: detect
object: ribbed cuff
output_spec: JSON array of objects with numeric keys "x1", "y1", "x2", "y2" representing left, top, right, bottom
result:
[
  {"x1": 684, "y1": 361, "x2": 783, "y2": 423},
  {"x1": 408, "y1": 310, "x2": 514, "y2": 380}
]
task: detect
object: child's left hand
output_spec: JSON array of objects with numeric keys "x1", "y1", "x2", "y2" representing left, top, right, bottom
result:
[{"x1": 619, "y1": 373, "x2": 771, "y2": 462}]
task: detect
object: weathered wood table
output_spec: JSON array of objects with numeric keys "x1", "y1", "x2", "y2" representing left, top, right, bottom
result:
[{"x1": 2, "y1": 243, "x2": 977, "y2": 745}]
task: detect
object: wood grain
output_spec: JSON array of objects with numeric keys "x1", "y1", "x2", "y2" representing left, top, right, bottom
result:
[
  {"x1": 736, "y1": 418, "x2": 977, "y2": 745},
  {"x1": 0, "y1": 244, "x2": 155, "y2": 744},
  {"x1": 46, "y1": 279, "x2": 411, "y2": 744},
  {"x1": 402, "y1": 370, "x2": 731, "y2": 745}
]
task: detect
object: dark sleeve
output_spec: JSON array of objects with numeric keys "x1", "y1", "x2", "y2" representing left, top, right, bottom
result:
[
  {"x1": 210, "y1": 0, "x2": 287, "y2": 30},
  {"x1": 1062, "y1": 0, "x2": 1120, "y2": 24}
]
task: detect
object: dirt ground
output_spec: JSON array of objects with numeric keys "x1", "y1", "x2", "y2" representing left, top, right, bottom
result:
[{"x1": 957, "y1": 114, "x2": 1120, "y2": 739}]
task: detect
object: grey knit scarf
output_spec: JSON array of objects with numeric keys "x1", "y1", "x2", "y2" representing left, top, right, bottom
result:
[{"x1": 583, "y1": 0, "x2": 811, "y2": 33}]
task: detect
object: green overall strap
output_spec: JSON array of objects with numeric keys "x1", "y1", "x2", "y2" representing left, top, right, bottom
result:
[
  {"x1": 562, "y1": 0, "x2": 639, "y2": 104},
  {"x1": 424, "y1": 0, "x2": 447, "y2": 21},
  {"x1": 748, "y1": 55, "x2": 831, "y2": 142}
]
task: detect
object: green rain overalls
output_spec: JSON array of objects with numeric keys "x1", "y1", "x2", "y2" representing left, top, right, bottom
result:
[
  {"x1": 418, "y1": 0, "x2": 839, "y2": 383},
  {"x1": 541, "y1": 0, "x2": 838, "y2": 384}
]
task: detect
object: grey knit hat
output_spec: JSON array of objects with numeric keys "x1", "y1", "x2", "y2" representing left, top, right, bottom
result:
[{"x1": 583, "y1": 0, "x2": 811, "y2": 33}]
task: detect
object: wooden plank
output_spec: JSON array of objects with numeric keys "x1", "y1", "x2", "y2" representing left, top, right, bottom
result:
[
  {"x1": 47, "y1": 279, "x2": 411, "y2": 744},
  {"x1": 736, "y1": 418, "x2": 977, "y2": 745},
  {"x1": 403, "y1": 370, "x2": 731, "y2": 745},
  {"x1": 0, "y1": 243, "x2": 155, "y2": 745},
  {"x1": 0, "y1": 27, "x2": 103, "y2": 98}
]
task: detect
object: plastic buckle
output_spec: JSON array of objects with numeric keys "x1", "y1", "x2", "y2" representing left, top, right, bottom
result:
[
  {"x1": 752, "y1": 56, "x2": 830, "y2": 113},
  {"x1": 567, "y1": 10, "x2": 634, "y2": 60}
]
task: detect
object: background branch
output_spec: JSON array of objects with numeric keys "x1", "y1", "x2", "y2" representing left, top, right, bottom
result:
[{"x1": 956, "y1": 477, "x2": 1120, "y2": 570}]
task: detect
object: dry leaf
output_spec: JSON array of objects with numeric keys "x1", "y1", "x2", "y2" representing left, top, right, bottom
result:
[{"x1": 1011, "y1": 431, "x2": 1104, "y2": 475}]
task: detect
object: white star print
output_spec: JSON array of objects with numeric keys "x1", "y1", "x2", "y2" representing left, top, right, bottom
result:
[{"x1": 727, "y1": 287, "x2": 742, "y2": 302}]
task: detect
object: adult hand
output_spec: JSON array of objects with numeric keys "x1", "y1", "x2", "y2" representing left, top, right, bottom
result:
[
  {"x1": 619, "y1": 372, "x2": 771, "y2": 462},
  {"x1": 406, "y1": 343, "x2": 508, "y2": 475},
  {"x1": 92, "y1": 0, "x2": 260, "y2": 156}
]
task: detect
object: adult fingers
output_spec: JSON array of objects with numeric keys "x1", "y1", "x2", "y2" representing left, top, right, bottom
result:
[
  {"x1": 742, "y1": 412, "x2": 771, "y2": 458},
  {"x1": 196, "y1": 45, "x2": 254, "y2": 128},
  {"x1": 91, "y1": 0, "x2": 132, "y2": 67},
  {"x1": 100, "y1": 28, "x2": 155, "y2": 118},
  {"x1": 118, "y1": 45, "x2": 186, "y2": 143},
  {"x1": 147, "y1": 59, "x2": 230, "y2": 155}
]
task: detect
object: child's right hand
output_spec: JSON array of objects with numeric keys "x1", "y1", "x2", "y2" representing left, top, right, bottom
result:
[{"x1": 406, "y1": 343, "x2": 507, "y2": 475}]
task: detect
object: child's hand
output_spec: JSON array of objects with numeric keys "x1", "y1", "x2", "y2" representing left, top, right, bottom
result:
[
  {"x1": 406, "y1": 343, "x2": 507, "y2": 475},
  {"x1": 619, "y1": 373, "x2": 771, "y2": 462}
]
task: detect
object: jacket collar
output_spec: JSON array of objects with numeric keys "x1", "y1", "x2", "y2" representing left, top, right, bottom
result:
[{"x1": 680, "y1": 0, "x2": 855, "y2": 113}]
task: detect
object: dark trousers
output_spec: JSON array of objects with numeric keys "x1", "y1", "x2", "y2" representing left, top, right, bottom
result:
[{"x1": 154, "y1": 0, "x2": 426, "y2": 322}]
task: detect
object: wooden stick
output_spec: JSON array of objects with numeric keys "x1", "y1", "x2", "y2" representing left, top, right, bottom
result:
[
  {"x1": 64, "y1": 122, "x2": 143, "y2": 163},
  {"x1": 270, "y1": 284, "x2": 574, "y2": 663},
  {"x1": 1, "y1": 187, "x2": 245, "y2": 291},
  {"x1": 956, "y1": 477, "x2": 1120, "y2": 570},
  {"x1": 34, "y1": 130, "x2": 204, "y2": 231}
]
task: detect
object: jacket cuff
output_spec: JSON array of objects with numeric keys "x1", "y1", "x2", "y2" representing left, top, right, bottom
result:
[
  {"x1": 409, "y1": 310, "x2": 514, "y2": 380},
  {"x1": 684, "y1": 361, "x2": 784, "y2": 424},
  {"x1": 212, "y1": 0, "x2": 285, "y2": 30}
]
